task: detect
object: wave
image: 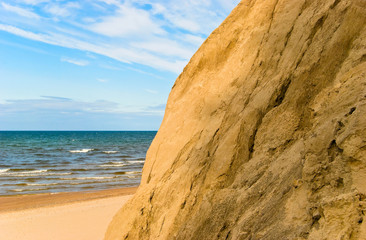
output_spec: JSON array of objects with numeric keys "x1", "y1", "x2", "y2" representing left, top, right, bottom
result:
[
  {"x1": 10, "y1": 187, "x2": 49, "y2": 192},
  {"x1": 27, "y1": 183, "x2": 59, "y2": 186},
  {"x1": 103, "y1": 151, "x2": 119, "y2": 154},
  {"x1": 60, "y1": 176, "x2": 116, "y2": 180},
  {"x1": 70, "y1": 168, "x2": 88, "y2": 172},
  {"x1": 10, "y1": 168, "x2": 38, "y2": 172},
  {"x1": 98, "y1": 161, "x2": 126, "y2": 167},
  {"x1": 69, "y1": 149, "x2": 94, "y2": 153},
  {"x1": 125, "y1": 171, "x2": 141, "y2": 174},
  {"x1": 0, "y1": 170, "x2": 72, "y2": 177},
  {"x1": 99, "y1": 164, "x2": 125, "y2": 167},
  {"x1": 10, "y1": 189, "x2": 25, "y2": 192},
  {"x1": 24, "y1": 170, "x2": 48, "y2": 174},
  {"x1": 114, "y1": 171, "x2": 141, "y2": 175},
  {"x1": 127, "y1": 160, "x2": 145, "y2": 164},
  {"x1": 0, "y1": 169, "x2": 10, "y2": 173},
  {"x1": 0, "y1": 169, "x2": 47, "y2": 176}
]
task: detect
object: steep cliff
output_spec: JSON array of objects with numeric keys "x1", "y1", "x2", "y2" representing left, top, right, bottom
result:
[{"x1": 105, "y1": 0, "x2": 366, "y2": 239}]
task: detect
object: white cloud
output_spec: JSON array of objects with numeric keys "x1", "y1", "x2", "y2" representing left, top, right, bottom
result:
[
  {"x1": 145, "y1": 89, "x2": 158, "y2": 94},
  {"x1": 182, "y1": 34, "x2": 206, "y2": 46},
  {"x1": 43, "y1": 2, "x2": 80, "y2": 17},
  {"x1": 216, "y1": 0, "x2": 240, "y2": 12},
  {"x1": 0, "y1": 96, "x2": 166, "y2": 115},
  {"x1": 97, "y1": 78, "x2": 108, "y2": 82},
  {"x1": 17, "y1": 0, "x2": 50, "y2": 5},
  {"x1": 1, "y1": 2, "x2": 40, "y2": 19},
  {"x1": 147, "y1": 1, "x2": 222, "y2": 35},
  {"x1": 0, "y1": 24, "x2": 47, "y2": 42},
  {"x1": 97, "y1": 0, "x2": 120, "y2": 5},
  {"x1": 61, "y1": 57, "x2": 89, "y2": 66},
  {"x1": 90, "y1": 4, "x2": 164, "y2": 37},
  {"x1": 0, "y1": 23, "x2": 186, "y2": 73},
  {"x1": 130, "y1": 38, "x2": 195, "y2": 59},
  {"x1": 0, "y1": 0, "x2": 239, "y2": 74},
  {"x1": 0, "y1": 97, "x2": 118, "y2": 114}
]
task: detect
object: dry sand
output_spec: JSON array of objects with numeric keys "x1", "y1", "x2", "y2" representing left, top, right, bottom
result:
[{"x1": 0, "y1": 187, "x2": 137, "y2": 240}]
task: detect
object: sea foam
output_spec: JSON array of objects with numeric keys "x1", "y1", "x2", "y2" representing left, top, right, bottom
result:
[
  {"x1": 103, "y1": 151, "x2": 119, "y2": 154},
  {"x1": 127, "y1": 160, "x2": 145, "y2": 164},
  {"x1": 69, "y1": 149, "x2": 94, "y2": 153}
]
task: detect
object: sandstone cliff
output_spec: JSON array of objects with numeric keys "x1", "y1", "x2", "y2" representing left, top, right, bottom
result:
[{"x1": 105, "y1": 0, "x2": 366, "y2": 239}]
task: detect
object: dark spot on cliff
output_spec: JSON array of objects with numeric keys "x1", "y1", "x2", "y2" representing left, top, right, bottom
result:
[
  {"x1": 345, "y1": 107, "x2": 356, "y2": 116},
  {"x1": 335, "y1": 177, "x2": 344, "y2": 188},
  {"x1": 309, "y1": 15, "x2": 326, "y2": 44},
  {"x1": 181, "y1": 200, "x2": 186, "y2": 209},
  {"x1": 219, "y1": 223, "x2": 228, "y2": 232},
  {"x1": 358, "y1": 218, "x2": 363, "y2": 224},
  {"x1": 300, "y1": 231, "x2": 310, "y2": 238},
  {"x1": 225, "y1": 230, "x2": 231, "y2": 240},
  {"x1": 335, "y1": 121, "x2": 345, "y2": 132},
  {"x1": 330, "y1": 0, "x2": 341, "y2": 9},
  {"x1": 149, "y1": 192, "x2": 154, "y2": 203},
  {"x1": 248, "y1": 135, "x2": 256, "y2": 159},
  {"x1": 311, "y1": 213, "x2": 321, "y2": 228},
  {"x1": 328, "y1": 140, "x2": 343, "y2": 162},
  {"x1": 360, "y1": 54, "x2": 366, "y2": 63},
  {"x1": 310, "y1": 206, "x2": 323, "y2": 229},
  {"x1": 274, "y1": 81, "x2": 290, "y2": 107},
  {"x1": 213, "y1": 128, "x2": 220, "y2": 138}
]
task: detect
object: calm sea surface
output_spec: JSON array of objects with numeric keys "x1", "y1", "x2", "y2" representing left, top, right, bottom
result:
[{"x1": 0, "y1": 131, "x2": 156, "y2": 196}]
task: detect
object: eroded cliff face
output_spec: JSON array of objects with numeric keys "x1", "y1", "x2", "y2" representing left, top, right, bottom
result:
[{"x1": 105, "y1": 0, "x2": 366, "y2": 239}]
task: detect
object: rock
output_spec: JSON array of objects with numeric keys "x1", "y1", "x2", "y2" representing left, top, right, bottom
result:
[{"x1": 105, "y1": 0, "x2": 366, "y2": 239}]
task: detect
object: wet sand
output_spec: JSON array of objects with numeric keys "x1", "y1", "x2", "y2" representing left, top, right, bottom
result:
[{"x1": 0, "y1": 187, "x2": 137, "y2": 240}]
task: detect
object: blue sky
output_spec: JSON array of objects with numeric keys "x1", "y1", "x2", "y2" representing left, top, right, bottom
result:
[{"x1": 0, "y1": 0, "x2": 239, "y2": 130}]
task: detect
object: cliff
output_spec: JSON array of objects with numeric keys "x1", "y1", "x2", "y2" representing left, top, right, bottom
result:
[{"x1": 105, "y1": 0, "x2": 366, "y2": 239}]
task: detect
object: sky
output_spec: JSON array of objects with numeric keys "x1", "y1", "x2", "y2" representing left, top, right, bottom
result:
[{"x1": 0, "y1": 0, "x2": 240, "y2": 130}]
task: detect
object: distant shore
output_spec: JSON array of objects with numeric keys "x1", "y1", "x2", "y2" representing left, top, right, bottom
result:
[{"x1": 0, "y1": 187, "x2": 137, "y2": 240}]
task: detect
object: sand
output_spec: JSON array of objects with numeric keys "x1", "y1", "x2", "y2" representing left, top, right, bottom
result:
[{"x1": 0, "y1": 187, "x2": 137, "y2": 240}]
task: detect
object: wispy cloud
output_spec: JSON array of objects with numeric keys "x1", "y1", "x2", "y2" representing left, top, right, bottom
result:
[
  {"x1": 89, "y1": 4, "x2": 164, "y2": 37},
  {"x1": 0, "y1": 97, "x2": 164, "y2": 130},
  {"x1": 41, "y1": 96, "x2": 72, "y2": 101},
  {"x1": 0, "y1": 96, "x2": 165, "y2": 115},
  {"x1": 145, "y1": 89, "x2": 158, "y2": 94},
  {"x1": 1, "y1": 2, "x2": 40, "y2": 19},
  {"x1": 144, "y1": 103, "x2": 166, "y2": 113},
  {"x1": 17, "y1": 0, "x2": 50, "y2": 5},
  {"x1": 60, "y1": 57, "x2": 89, "y2": 66},
  {"x1": 43, "y1": 2, "x2": 80, "y2": 18},
  {"x1": 0, "y1": 23, "x2": 186, "y2": 73},
  {"x1": 97, "y1": 79, "x2": 108, "y2": 83},
  {"x1": 0, "y1": 0, "x2": 240, "y2": 73}
]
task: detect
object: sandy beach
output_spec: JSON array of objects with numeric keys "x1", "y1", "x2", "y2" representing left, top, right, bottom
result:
[{"x1": 0, "y1": 187, "x2": 137, "y2": 240}]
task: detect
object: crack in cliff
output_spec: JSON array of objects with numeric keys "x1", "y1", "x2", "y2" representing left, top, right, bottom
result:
[
  {"x1": 330, "y1": 0, "x2": 341, "y2": 9},
  {"x1": 249, "y1": 77, "x2": 292, "y2": 160}
]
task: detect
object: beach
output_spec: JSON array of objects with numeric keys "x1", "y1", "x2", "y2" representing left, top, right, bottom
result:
[{"x1": 0, "y1": 187, "x2": 137, "y2": 240}]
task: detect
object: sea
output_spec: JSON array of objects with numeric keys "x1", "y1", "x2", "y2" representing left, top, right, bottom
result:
[{"x1": 0, "y1": 131, "x2": 156, "y2": 196}]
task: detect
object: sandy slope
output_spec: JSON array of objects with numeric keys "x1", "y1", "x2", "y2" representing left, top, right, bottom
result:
[{"x1": 105, "y1": 0, "x2": 366, "y2": 239}]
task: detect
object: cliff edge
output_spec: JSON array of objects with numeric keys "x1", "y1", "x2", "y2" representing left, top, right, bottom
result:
[{"x1": 105, "y1": 0, "x2": 366, "y2": 239}]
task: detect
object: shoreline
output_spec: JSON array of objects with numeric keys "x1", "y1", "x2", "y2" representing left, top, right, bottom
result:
[
  {"x1": 0, "y1": 186, "x2": 138, "y2": 213},
  {"x1": 0, "y1": 186, "x2": 137, "y2": 240}
]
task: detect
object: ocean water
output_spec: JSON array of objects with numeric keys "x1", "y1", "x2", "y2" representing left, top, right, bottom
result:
[{"x1": 0, "y1": 131, "x2": 156, "y2": 196}]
